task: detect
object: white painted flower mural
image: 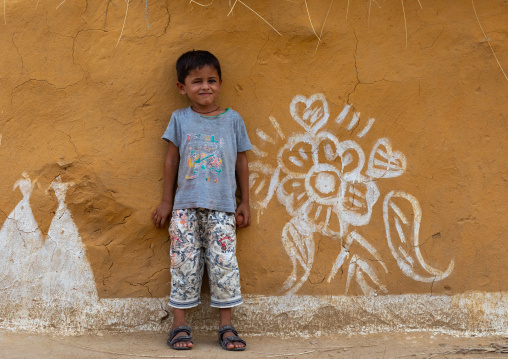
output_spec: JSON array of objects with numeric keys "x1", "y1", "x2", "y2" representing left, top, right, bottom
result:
[{"x1": 249, "y1": 93, "x2": 454, "y2": 295}]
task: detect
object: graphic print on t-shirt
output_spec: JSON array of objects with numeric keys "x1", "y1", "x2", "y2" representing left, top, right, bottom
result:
[{"x1": 185, "y1": 133, "x2": 224, "y2": 183}]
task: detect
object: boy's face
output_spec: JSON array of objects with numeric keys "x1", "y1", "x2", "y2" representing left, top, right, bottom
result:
[{"x1": 177, "y1": 65, "x2": 222, "y2": 109}]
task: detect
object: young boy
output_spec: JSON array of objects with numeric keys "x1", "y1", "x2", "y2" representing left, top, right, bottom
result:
[{"x1": 152, "y1": 50, "x2": 251, "y2": 351}]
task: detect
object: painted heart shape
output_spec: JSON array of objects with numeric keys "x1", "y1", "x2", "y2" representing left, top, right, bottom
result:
[
  {"x1": 366, "y1": 138, "x2": 407, "y2": 179},
  {"x1": 290, "y1": 94, "x2": 329, "y2": 135}
]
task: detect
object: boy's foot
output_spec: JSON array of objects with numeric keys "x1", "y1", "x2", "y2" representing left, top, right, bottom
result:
[
  {"x1": 218, "y1": 325, "x2": 246, "y2": 351},
  {"x1": 167, "y1": 325, "x2": 193, "y2": 350}
]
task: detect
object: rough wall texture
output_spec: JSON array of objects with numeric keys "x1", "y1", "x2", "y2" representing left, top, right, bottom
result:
[{"x1": 1, "y1": 0, "x2": 507, "y2": 334}]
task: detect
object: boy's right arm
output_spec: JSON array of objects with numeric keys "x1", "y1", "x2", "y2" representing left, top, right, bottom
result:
[{"x1": 152, "y1": 141, "x2": 180, "y2": 229}]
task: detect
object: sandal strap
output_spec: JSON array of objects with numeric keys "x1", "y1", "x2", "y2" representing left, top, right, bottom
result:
[
  {"x1": 169, "y1": 334, "x2": 193, "y2": 346},
  {"x1": 221, "y1": 335, "x2": 246, "y2": 347},
  {"x1": 169, "y1": 325, "x2": 193, "y2": 342},
  {"x1": 218, "y1": 325, "x2": 239, "y2": 337},
  {"x1": 218, "y1": 325, "x2": 246, "y2": 350}
]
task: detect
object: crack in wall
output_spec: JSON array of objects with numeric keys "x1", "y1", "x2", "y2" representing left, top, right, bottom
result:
[
  {"x1": 420, "y1": 27, "x2": 445, "y2": 51},
  {"x1": 344, "y1": 27, "x2": 425, "y2": 104},
  {"x1": 346, "y1": 28, "x2": 360, "y2": 104},
  {"x1": 56, "y1": 130, "x2": 81, "y2": 162},
  {"x1": 124, "y1": 279, "x2": 152, "y2": 297},
  {"x1": 11, "y1": 33, "x2": 29, "y2": 79},
  {"x1": 102, "y1": 261, "x2": 114, "y2": 286},
  {"x1": 72, "y1": 29, "x2": 98, "y2": 79},
  {"x1": 104, "y1": 212, "x2": 133, "y2": 232},
  {"x1": 147, "y1": 267, "x2": 170, "y2": 281},
  {"x1": 10, "y1": 78, "x2": 86, "y2": 106}
]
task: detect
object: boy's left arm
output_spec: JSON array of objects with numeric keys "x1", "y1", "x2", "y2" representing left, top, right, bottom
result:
[{"x1": 235, "y1": 151, "x2": 250, "y2": 228}]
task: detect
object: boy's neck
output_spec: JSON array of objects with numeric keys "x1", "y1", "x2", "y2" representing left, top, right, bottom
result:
[{"x1": 191, "y1": 104, "x2": 222, "y2": 115}]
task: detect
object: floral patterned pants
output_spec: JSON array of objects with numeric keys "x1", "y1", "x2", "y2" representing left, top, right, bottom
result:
[{"x1": 168, "y1": 208, "x2": 242, "y2": 309}]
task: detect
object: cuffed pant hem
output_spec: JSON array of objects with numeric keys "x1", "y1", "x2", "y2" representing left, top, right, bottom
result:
[
  {"x1": 169, "y1": 298, "x2": 201, "y2": 309},
  {"x1": 210, "y1": 297, "x2": 243, "y2": 308}
]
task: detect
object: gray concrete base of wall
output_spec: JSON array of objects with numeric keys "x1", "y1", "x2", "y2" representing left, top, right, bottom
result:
[{"x1": 1, "y1": 292, "x2": 506, "y2": 336}]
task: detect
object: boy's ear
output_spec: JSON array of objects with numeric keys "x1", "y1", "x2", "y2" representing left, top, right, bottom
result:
[{"x1": 176, "y1": 82, "x2": 186, "y2": 95}]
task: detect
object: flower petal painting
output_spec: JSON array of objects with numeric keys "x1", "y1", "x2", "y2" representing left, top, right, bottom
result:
[{"x1": 249, "y1": 94, "x2": 454, "y2": 295}]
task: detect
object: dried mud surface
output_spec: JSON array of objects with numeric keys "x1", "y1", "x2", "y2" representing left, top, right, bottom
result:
[
  {"x1": 1, "y1": 0, "x2": 507, "y2": 299},
  {"x1": 1, "y1": 331, "x2": 508, "y2": 359}
]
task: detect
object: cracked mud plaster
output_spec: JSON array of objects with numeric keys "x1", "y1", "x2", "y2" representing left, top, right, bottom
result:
[{"x1": 0, "y1": 0, "x2": 508, "y2": 334}]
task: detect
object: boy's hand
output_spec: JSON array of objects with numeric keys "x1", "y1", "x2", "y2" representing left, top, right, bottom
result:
[
  {"x1": 152, "y1": 201, "x2": 173, "y2": 229},
  {"x1": 235, "y1": 202, "x2": 251, "y2": 228},
  {"x1": 235, "y1": 151, "x2": 250, "y2": 229}
]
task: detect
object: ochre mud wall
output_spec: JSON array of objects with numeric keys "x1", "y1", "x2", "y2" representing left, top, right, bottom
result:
[{"x1": 1, "y1": 0, "x2": 508, "y2": 334}]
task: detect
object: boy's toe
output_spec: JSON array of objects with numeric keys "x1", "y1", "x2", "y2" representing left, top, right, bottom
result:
[
  {"x1": 219, "y1": 326, "x2": 246, "y2": 351},
  {"x1": 177, "y1": 341, "x2": 192, "y2": 348},
  {"x1": 168, "y1": 328, "x2": 193, "y2": 350}
]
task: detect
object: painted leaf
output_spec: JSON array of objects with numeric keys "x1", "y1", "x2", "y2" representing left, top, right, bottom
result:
[
  {"x1": 248, "y1": 161, "x2": 280, "y2": 210},
  {"x1": 281, "y1": 218, "x2": 315, "y2": 294},
  {"x1": 328, "y1": 231, "x2": 387, "y2": 285},
  {"x1": 383, "y1": 191, "x2": 454, "y2": 282},
  {"x1": 345, "y1": 255, "x2": 388, "y2": 296}
]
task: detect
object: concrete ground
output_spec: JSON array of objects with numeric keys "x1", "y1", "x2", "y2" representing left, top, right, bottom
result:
[{"x1": 0, "y1": 331, "x2": 507, "y2": 359}]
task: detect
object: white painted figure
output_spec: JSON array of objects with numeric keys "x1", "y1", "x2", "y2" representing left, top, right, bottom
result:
[
  {"x1": 0, "y1": 174, "x2": 98, "y2": 307},
  {"x1": 37, "y1": 176, "x2": 99, "y2": 304},
  {"x1": 0, "y1": 174, "x2": 170, "y2": 332},
  {"x1": 0, "y1": 173, "x2": 43, "y2": 300},
  {"x1": 249, "y1": 93, "x2": 454, "y2": 295}
]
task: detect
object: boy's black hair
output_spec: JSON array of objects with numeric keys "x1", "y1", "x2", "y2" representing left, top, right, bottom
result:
[{"x1": 176, "y1": 50, "x2": 222, "y2": 84}]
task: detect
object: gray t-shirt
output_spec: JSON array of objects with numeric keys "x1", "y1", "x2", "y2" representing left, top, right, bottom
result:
[{"x1": 162, "y1": 107, "x2": 253, "y2": 213}]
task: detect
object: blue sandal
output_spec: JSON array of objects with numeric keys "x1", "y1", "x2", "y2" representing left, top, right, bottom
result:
[
  {"x1": 218, "y1": 325, "x2": 246, "y2": 351},
  {"x1": 167, "y1": 326, "x2": 193, "y2": 350}
]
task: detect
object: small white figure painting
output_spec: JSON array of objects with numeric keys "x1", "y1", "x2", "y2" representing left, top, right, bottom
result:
[
  {"x1": 249, "y1": 93, "x2": 454, "y2": 295},
  {"x1": 0, "y1": 175, "x2": 169, "y2": 331},
  {"x1": 38, "y1": 176, "x2": 99, "y2": 303},
  {"x1": 0, "y1": 174, "x2": 98, "y2": 305},
  {"x1": 0, "y1": 173, "x2": 43, "y2": 300}
]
